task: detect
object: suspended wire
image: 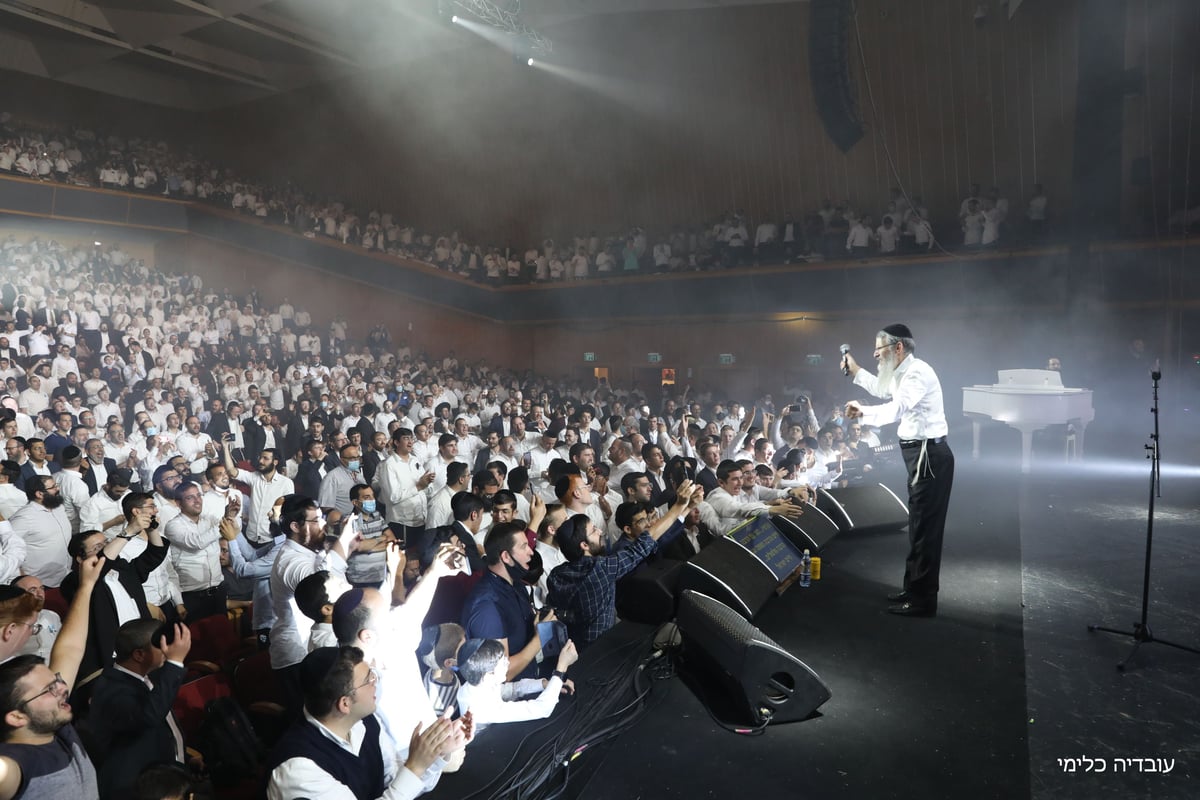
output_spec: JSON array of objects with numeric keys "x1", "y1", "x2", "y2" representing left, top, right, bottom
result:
[{"x1": 850, "y1": 5, "x2": 956, "y2": 258}]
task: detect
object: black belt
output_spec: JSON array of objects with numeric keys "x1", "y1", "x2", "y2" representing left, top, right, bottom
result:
[
  {"x1": 899, "y1": 436, "x2": 947, "y2": 448},
  {"x1": 184, "y1": 587, "x2": 221, "y2": 597}
]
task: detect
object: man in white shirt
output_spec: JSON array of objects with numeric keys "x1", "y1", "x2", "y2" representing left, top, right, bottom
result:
[
  {"x1": 175, "y1": 415, "x2": 214, "y2": 476},
  {"x1": 375, "y1": 428, "x2": 434, "y2": 548},
  {"x1": 269, "y1": 495, "x2": 358, "y2": 719},
  {"x1": 165, "y1": 481, "x2": 239, "y2": 620},
  {"x1": 224, "y1": 445, "x2": 294, "y2": 546},
  {"x1": 704, "y1": 461, "x2": 805, "y2": 535},
  {"x1": 266, "y1": 645, "x2": 463, "y2": 800},
  {"x1": 843, "y1": 323, "x2": 953, "y2": 618},
  {"x1": 8, "y1": 475, "x2": 72, "y2": 587},
  {"x1": 52, "y1": 446, "x2": 91, "y2": 535},
  {"x1": 79, "y1": 468, "x2": 133, "y2": 539}
]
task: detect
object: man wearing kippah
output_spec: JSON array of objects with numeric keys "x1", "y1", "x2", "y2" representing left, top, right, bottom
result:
[{"x1": 841, "y1": 324, "x2": 954, "y2": 618}]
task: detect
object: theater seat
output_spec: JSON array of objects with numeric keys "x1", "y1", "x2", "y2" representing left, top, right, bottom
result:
[
  {"x1": 172, "y1": 673, "x2": 233, "y2": 744},
  {"x1": 187, "y1": 612, "x2": 255, "y2": 671},
  {"x1": 42, "y1": 587, "x2": 69, "y2": 618}
]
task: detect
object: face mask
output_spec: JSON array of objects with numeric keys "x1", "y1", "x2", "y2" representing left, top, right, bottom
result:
[
  {"x1": 346, "y1": 459, "x2": 361, "y2": 472},
  {"x1": 361, "y1": 499, "x2": 377, "y2": 514},
  {"x1": 504, "y1": 557, "x2": 531, "y2": 584},
  {"x1": 145, "y1": 426, "x2": 157, "y2": 436},
  {"x1": 320, "y1": 401, "x2": 329, "y2": 409}
]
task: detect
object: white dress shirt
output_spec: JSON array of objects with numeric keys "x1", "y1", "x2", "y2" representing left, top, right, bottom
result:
[
  {"x1": 267, "y1": 711, "x2": 422, "y2": 800},
  {"x1": 852, "y1": 355, "x2": 948, "y2": 439},
  {"x1": 0, "y1": 520, "x2": 27, "y2": 585},
  {"x1": 234, "y1": 468, "x2": 295, "y2": 545},
  {"x1": 269, "y1": 540, "x2": 347, "y2": 670},
  {"x1": 164, "y1": 512, "x2": 223, "y2": 592},
  {"x1": 375, "y1": 454, "x2": 428, "y2": 527},
  {"x1": 9, "y1": 503, "x2": 72, "y2": 586}
]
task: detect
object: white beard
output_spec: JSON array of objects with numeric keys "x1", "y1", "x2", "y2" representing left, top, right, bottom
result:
[{"x1": 875, "y1": 351, "x2": 898, "y2": 393}]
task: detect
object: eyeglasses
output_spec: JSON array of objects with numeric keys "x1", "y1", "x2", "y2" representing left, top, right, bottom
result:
[
  {"x1": 304, "y1": 515, "x2": 325, "y2": 526},
  {"x1": 873, "y1": 342, "x2": 900, "y2": 355},
  {"x1": 11, "y1": 621, "x2": 43, "y2": 635},
  {"x1": 350, "y1": 668, "x2": 380, "y2": 694},
  {"x1": 16, "y1": 672, "x2": 65, "y2": 708}
]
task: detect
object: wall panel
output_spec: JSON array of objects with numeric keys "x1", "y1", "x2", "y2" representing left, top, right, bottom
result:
[{"x1": 201, "y1": 0, "x2": 1115, "y2": 248}]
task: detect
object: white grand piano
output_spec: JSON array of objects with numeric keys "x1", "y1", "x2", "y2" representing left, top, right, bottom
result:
[{"x1": 962, "y1": 369, "x2": 1096, "y2": 473}]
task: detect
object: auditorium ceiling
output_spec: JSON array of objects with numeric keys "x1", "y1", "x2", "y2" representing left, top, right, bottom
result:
[{"x1": 0, "y1": 0, "x2": 805, "y2": 111}]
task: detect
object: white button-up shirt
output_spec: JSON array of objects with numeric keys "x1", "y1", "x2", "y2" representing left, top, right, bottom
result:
[
  {"x1": 375, "y1": 454, "x2": 428, "y2": 527},
  {"x1": 852, "y1": 354, "x2": 948, "y2": 439},
  {"x1": 269, "y1": 540, "x2": 346, "y2": 670},
  {"x1": 235, "y1": 468, "x2": 295, "y2": 545},
  {"x1": 164, "y1": 512, "x2": 223, "y2": 592},
  {"x1": 9, "y1": 503, "x2": 72, "y2": 586},
  {"x1": 267, "y1": 711, "x2": 421, "y2": 800}
]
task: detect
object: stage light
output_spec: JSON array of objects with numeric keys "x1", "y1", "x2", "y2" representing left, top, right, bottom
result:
[
  {"x1": 527, "y1": 57, "x2": 534, "y2": 66},
  {"x1": 452, "y1": 15, "x2": 459, "y2": 23}
]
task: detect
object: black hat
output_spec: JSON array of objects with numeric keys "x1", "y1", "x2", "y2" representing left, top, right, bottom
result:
[
  {"x1": 456, "y1": 638, "x2": 487, "y2": 668},
  {"x1": 299, "y1": 646, "x2": 342, "y2": 688},
  {"x1": 882, "y1": 323, "x2": 913, "y2": 340}
]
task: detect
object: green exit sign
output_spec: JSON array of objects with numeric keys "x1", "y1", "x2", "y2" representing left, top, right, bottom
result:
[
  {"x1": 584, "y1": 352, "x2": 596, "y2": 362},
  {"x1": 647, "y1": 353, "x2": 662, "y2": 363},
  {"x1": 719, "y1": 353, "x2": 736, "y2": 365}
]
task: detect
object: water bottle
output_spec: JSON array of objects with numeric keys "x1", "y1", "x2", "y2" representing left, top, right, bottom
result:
[{"x1": 799, "y1": 549, "x2": 812, "y2": 588}]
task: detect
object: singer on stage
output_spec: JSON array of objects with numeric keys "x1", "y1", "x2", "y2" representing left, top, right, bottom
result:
[{"x1": 841, "y1": 324, "x2": 953, "y2": 618}]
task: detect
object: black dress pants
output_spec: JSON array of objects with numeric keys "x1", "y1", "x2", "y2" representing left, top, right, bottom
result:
[{"x1": 900, "y1": 439, "x2": 954, "y2": 598}]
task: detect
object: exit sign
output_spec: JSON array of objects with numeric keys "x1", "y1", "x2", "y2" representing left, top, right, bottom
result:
[
  {"x1": 647, "y1": 353, "x2": 662, "y2": 363},
  {"x1": 719, "y1": 353, "x2": 736, "y2": 365},
  {"x1": 584, "y1": 352, "x2": 596, "y2": 362}
]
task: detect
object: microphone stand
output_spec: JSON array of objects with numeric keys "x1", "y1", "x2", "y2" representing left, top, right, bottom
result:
[{"x1": 1088, "y1": 366, "x2": 1200, "y2": 671}]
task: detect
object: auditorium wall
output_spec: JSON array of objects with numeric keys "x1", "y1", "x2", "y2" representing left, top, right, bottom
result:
[{"x1": 203, "y1": 0, "x2": 1096, "y2": 246}]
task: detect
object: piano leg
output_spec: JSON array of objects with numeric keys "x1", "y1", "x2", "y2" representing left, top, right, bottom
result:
[
  {"x1": 1073, "y1": 421, "x2": 1088, "y2": 462},
  {"x1": 1012, "y1": 426, "x2": 1042, "y2": 474},
  {"x1": 971, "y1": 421, "x2": 982, "y2": 461}
]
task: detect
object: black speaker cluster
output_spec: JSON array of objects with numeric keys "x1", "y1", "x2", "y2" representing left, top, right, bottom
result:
[{"x1": 808, "y1": 0, "x2": 865, "y2": 153}]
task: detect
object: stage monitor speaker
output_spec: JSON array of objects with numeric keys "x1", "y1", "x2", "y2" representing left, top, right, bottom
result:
[
  {"x1": 676, "y1": 590, "x2": 831, "y2": 726},
  {"x1": 676, "y1": 536, "x2": 778, "y2": 620},
  {"x1": 773, "y1": 504, "x2": 840, "y2": 552},
  {"x1": 616, "y1": 558, "x2": 684, "y2": 625},
  {"x1": 816, "y1": 483, "x2": 909, "y2": 534}
]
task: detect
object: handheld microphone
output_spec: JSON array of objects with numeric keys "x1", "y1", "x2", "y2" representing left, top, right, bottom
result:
[{"x1": 839, "y1": 344, "x2": 852, "y2": 376}]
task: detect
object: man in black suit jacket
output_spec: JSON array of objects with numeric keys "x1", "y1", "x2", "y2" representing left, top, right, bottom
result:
[
  {"x1": 87, "y1": 619, "x2": 191, "y2": 800},
  {"x1": 695, "y1": 442, "x2": 721, "y2": 494},
  {"x1": 242, "y1": 408, "x2": 284, "y2": 465},
  {"x1": 663, "y1": 507, "x2": 717, "y2": 560},
  {"x1": 82, "y1": 439, "x2": 119, "y2": 495},
  {"x1": 361, "y1": 430, "x2": 388, "y2": 488},
  {"x1": 294, "y1": 437, "x2": 341, "y2": 501},
  {"x1": 60, "y1": 493, "x2": 170, "y2": 686},
  {"x1": 19, "y1": 439, "x2": 60, "y2": 487}
]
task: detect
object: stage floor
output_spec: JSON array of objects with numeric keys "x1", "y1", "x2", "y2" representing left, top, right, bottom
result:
[{"x1": 432, "y1": 422, "x2": 1200, "y2": 800}]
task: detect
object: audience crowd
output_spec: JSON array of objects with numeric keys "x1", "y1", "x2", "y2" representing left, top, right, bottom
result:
[
  {"x1": 0, "y1": 111, "x2": 1054, "y2": 287},
  {"x1": 0, "y1": 230, "x2": 889, "y2": 798}
]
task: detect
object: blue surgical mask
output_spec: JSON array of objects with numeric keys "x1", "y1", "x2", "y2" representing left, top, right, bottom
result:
[
  {"x1": 145, "y1": 426, "x2": 158, "y2": 436},
  {"x1": 361, "y1": 499, "x2": 377, "y2": 514},
  {"x1": 320, "y1": 401, "x2": 329, "y2": 409},
  {"x1": 347, "y1": 459, "x2": 361, "y2": 472}
]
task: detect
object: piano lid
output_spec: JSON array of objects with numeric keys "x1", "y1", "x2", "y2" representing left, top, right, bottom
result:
[{"x1": 994, "y1": 369, "x2": 1063, "y2": 388}]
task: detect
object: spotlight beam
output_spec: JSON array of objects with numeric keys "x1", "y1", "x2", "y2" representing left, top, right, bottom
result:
[{"x1": 450, "y1": 0, "x2": 551, "y2": 56}]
